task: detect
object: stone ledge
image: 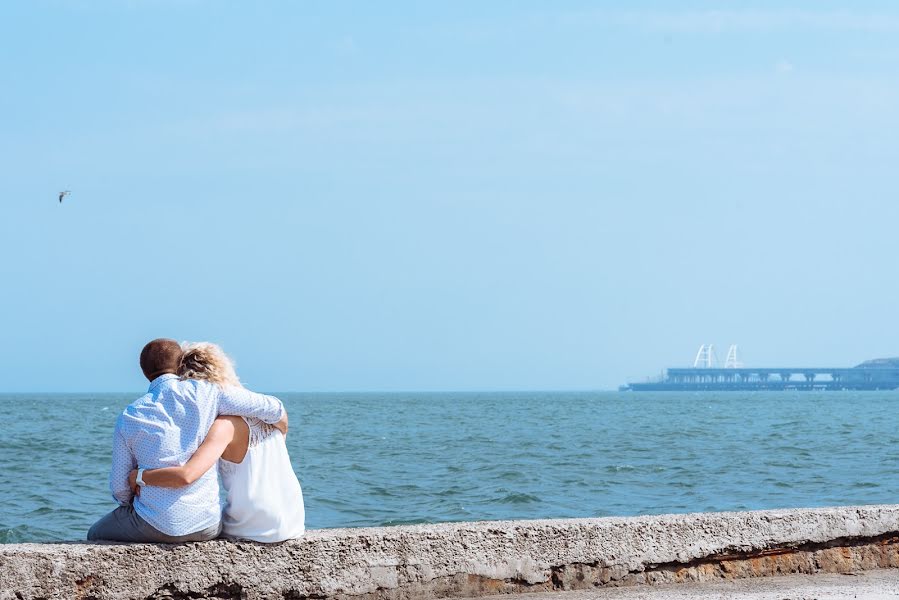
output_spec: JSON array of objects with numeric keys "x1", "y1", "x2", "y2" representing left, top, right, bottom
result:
[{"x1": 3, "y1": 505, "x2": 899, "y2": 600}]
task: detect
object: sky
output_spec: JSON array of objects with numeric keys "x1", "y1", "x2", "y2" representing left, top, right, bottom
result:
[{"x1": 2, "y1": 1, "x2": 899, "y2": 392}]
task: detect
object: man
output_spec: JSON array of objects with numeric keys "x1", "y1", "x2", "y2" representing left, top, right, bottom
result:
[{"x1": 87, "y1": 338, "x2": 287, "y2": 542}]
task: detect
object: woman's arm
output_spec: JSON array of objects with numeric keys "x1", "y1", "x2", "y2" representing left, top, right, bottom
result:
[{"x1": 129, "y1": 418, "x2": 236, "y2": 489}]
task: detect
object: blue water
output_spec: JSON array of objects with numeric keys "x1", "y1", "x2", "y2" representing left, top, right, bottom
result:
[{"x1": 1, "y1": 391, "x2": 898, "y2": 542}]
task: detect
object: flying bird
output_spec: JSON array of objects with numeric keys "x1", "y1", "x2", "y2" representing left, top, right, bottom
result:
[{"x1": 58, "y1": 190, "x2": 70, "y2": 203}]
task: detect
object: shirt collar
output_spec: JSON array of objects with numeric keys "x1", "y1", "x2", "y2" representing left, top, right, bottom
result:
[{"x1": 148, "y1": 373, "x2": 179, "y2": 393}]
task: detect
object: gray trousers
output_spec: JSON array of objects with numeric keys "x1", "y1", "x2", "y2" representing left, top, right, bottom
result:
[{"x1": 87, "y1": 504, "x2": 222, "y2": 543}]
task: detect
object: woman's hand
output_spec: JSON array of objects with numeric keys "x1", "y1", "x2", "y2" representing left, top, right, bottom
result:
[{"x1": 128, "y1": 469, "x2": 141, "y2": 496}]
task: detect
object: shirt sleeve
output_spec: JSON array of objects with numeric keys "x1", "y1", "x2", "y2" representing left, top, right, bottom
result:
[
  {"x1": 109, "y1": 423, "x2": 135, "y2": 506},
  {"x1": 217, "y1": 386, "x2": 285, "y2": 424}
]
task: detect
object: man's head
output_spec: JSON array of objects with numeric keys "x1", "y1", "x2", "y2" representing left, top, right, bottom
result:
[{"x1": 139, "y1": 338, "x2": 183, "y2": 382}]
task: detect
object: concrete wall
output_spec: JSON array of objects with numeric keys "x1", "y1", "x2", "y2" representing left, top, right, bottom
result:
[{"x1": 3, "y1": 505, "x2": 899, "y2": 600}]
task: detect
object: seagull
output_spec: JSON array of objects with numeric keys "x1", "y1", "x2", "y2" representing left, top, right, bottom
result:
[{"x1": 58, "y1": 190, "x2": 70, "y2": 203}]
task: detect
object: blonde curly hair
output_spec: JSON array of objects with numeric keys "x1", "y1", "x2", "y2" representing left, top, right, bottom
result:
[{"x1": 177, "y1": 342, "x2": 242, "y2": 388}]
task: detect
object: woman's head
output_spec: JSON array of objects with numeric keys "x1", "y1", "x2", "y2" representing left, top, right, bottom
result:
[{"x1": 178, "y1": 342, "x2": 242, "y2": 388}]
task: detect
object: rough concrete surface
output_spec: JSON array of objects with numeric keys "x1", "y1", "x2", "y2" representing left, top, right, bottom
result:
[
  {"x1": 478, "y1": 569, "x2": 899, "y2": 599},
  {"x1": 2, "y1": 505, "x2": 899, "y2": 600}
]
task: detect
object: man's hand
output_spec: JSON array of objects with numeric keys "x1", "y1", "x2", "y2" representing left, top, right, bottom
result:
[
  {"x1": 128, "y1": 469, "x2": 141, "y2": 496},
  {"x1": 273, "y1": 411, "x2": 289, "y2": 436}
]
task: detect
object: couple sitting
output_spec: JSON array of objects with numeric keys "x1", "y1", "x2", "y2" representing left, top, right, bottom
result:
[{"x1": 87, "y1": 338, "x2": 305, "y2": 543}]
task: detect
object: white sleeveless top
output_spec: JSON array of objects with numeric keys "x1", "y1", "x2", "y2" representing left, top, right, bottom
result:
[{"x1": 217, "y1": 418, "x2": 305, "y2": 542}]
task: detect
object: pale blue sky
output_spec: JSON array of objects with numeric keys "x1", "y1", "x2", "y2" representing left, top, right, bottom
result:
[{"x1": 3, "y1": 1, "x2": 899, "y2": 392}]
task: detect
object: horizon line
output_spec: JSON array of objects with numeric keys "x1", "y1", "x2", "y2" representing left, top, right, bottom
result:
[{"x1": 0, "y1": 387, "x2": 617, "y2": 395}]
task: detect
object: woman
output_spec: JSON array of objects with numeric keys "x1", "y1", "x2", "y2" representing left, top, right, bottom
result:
[{"x1": 129, "y1": 342, "x2": 305, "y2": 542}]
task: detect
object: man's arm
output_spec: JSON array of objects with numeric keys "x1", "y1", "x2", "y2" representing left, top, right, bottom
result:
[
  {"x1": 109, "y1": 425, "x2": 136, "y2": 505},
  {"x1": 217, "y1": 386, "x2": 285, "y2": 425},
  {"x1": 273, "y1": 410, "x2": 288, "y2": 436}
]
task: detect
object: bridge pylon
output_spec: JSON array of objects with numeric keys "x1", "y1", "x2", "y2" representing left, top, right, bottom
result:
[
  {"x1": 724, "y1": 344, "x2": 743, "y2": 369},
  {"x1": 693, "y1": 344, "x2": 718, "y2": 368}
]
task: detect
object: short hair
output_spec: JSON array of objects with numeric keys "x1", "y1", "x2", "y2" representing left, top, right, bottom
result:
[
  {"x1": 140, "y1": 338, "x2": 184, "y2": 381},
  {"x1": 178, "y1": 342, "x2": 242, "y2": 388}
]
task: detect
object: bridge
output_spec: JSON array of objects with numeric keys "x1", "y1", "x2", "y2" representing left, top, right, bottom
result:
[
  {"x1": 655, "y1": 366, "x2": 899, "y2": 390},
  {"x1": 623, "y1": 346, "x2": 899, "y2": 391}
]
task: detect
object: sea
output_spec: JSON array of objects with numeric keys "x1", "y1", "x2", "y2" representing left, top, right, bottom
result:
[{"x1": 2, "y1": 391, "x2": 898, "y2": 543}]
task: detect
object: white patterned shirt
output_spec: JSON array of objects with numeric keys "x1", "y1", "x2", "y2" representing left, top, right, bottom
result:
[{"x1": 108, "y1": 374, "x2": 285, "y2": 536}]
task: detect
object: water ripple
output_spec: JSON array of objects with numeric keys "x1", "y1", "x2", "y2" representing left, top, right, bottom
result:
[{"x1": 2, "y1": 391, "x2": 899, "y2": 542}]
